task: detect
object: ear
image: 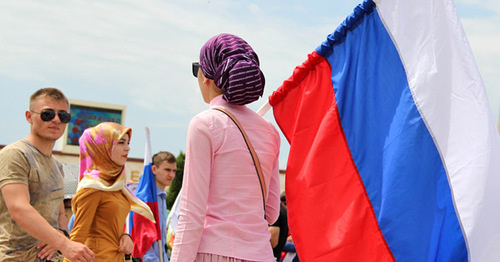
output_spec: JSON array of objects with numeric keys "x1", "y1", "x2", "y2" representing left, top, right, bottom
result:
[
  {"x1": 151, "y1": 165, "x2": 157, "y2": 175},
  {"x1": 203, "y1": 77, "x2": 211, "y2": 86},
  {"x1": 25, "y1": 110, "x2": 33, "y2": 124}
]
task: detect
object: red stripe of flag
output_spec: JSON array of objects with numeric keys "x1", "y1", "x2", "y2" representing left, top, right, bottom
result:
[{"x1": 270, "y1": 51, "x2": 394, "y2": 261}]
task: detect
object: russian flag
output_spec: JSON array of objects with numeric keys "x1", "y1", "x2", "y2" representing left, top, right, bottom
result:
[
  {"x1": 130, "y1": 127, "x2": 161, "y2": 258},
  {"x1": 269, "y1": 0, "x2": 500, "y2": 261}
]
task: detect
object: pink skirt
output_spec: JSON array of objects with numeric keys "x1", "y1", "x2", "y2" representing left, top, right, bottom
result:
[{"x1": 195, "y1": 253, "x2": 265, "y2": 262}]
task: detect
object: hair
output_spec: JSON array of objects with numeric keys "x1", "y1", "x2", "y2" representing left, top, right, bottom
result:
[
  {"x1": 29, "y1": 87, "x2": 69, "y2": 110},
  {"x1": 152, "y1": 151, "x2": 176, "y2": 167},
  {"x1": 280, "y1": 191, "x2": 287, "y2": 203}
]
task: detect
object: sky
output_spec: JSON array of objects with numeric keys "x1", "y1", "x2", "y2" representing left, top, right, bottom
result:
[{"x1": 0, "y1": 0, "x2": 498, "y2": 170}]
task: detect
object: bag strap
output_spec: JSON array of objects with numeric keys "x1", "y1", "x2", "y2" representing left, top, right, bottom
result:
[{"x1": 213, "y1": 107, "x2": 267, "y2": 213}]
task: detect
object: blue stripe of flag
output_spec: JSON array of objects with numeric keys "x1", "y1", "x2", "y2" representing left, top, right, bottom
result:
[{"x1": 135, "y1": 162, "x2": 157, "y2": 203}]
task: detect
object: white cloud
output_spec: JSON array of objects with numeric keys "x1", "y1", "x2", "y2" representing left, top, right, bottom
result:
[{"x1": 0, "y1": 0, "x2": 498, "y2": 164}]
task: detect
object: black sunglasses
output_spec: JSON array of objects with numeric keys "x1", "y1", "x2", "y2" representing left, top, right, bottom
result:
[
  {"x1": 192, "y1": 62, "x2": 200, "y2": 77},
  {"x1": 31, "y1": 109, "x2": 72, "y2": 123}
]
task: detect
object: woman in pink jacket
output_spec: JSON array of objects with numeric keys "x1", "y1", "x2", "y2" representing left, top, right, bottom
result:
[{"x1": 171, "y1": 33, "x2": 281, "y2": 262}]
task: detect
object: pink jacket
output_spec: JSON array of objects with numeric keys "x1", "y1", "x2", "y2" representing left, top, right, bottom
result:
[{"x1": 171, "y1": 95, "x2": 281, "y2": 262}]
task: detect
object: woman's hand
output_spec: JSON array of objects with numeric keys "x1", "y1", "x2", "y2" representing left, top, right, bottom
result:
[{"x1": 118, "y1": 233, "x2": 134, "y2": 254}]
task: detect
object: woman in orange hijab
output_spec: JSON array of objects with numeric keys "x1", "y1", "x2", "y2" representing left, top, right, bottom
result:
[{"x1": 65, "y1": 122, "x2": 154, "y2": 262}]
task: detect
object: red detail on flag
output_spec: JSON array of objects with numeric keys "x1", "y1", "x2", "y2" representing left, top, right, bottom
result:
[
  {"x1": 270, "y1": 51, "x2": 394, "y2": 261},
  {"x1": 131, "y1": 201, "x2": 160, "y2": 258}
]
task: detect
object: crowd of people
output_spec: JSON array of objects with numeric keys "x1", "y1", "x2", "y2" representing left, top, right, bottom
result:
[{"x1": 0, "y1": 33, "x2": 300, "y2": 262}]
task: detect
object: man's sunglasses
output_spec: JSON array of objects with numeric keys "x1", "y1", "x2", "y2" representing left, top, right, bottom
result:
[
  {"x1": 192, "y1": 62, "x2": 200, "y2": 78},
  {"x1": 31, "y1": 109, "x2": 72, "y2": 123}
]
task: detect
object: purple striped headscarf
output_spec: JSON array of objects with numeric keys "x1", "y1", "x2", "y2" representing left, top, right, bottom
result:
[{"x1": 200, "y1": 33, "x2": 265, "y2": 105}]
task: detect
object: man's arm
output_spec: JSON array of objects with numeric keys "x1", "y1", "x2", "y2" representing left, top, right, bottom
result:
[
  {"x1": 142, "y1": 242, "x2": 160, "y2": 262},
  {"x1": 58, "y1": 202, "x2": 69, "y2": 231},
  {"x1": 268, "y1": 226, "x2": 280, "y2": 248},
  {"x1": 1, "y1": 183, "x2": 94, "y2": 262},
  {"x1": 36, "y1": 202, "x2": 70, "y2": 259}
]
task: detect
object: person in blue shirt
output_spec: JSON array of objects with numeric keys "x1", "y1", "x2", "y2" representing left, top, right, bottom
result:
[{"x1": 142, "y1": 151, "x2": 177, "y2": 262}]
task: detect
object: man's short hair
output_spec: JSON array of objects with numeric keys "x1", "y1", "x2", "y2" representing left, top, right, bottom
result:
[
  {"x1": 280, "y1": 191, "x2": 286, "y2": 203},
  {"x1": 152, "y1": 151, "x2": 176, "y2": 167},
  {"x1": 30, "y1": 87, "x2": 69, "y2": 110}
]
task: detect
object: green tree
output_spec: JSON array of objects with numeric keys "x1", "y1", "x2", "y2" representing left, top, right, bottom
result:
[{"x1": 166, "y1": 151, "x2": 185, "y2": 210}]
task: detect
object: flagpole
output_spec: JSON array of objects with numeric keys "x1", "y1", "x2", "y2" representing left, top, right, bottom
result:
[
  {"x1": 257, "y1": 100, "x2": 271, "y2": 116},
  {"x1": 158, "y1": 240, "x2": 164, "y2": 262}
]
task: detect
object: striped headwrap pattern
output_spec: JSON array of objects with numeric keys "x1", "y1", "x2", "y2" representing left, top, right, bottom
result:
[{"x1": 200, "y1": 33, "x2": 265, "y2": 105}]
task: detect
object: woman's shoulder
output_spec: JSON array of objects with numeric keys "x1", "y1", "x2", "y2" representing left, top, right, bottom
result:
[
  {"x1": 73, "y1": 187, "x2": 108, "y2": 201},
  {"x1": 189, "y1": 108, "x2": 224, "y2": 127}
]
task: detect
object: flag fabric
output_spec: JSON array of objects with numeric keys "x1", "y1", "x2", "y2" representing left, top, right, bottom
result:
[
  {"x1": 165, "y1": 188, "x2": 181, "y2": 258},
  {"x1": 269, "y1": 0, "x2": 500, "y2": 261},
  {"x1": 130, "y1": 127, "x2": 161, "y2": 258}
]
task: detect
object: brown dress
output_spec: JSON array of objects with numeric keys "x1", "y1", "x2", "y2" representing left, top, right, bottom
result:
[{"x1": 64, "y1": 188, "x2": 131, "y2": 262}]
